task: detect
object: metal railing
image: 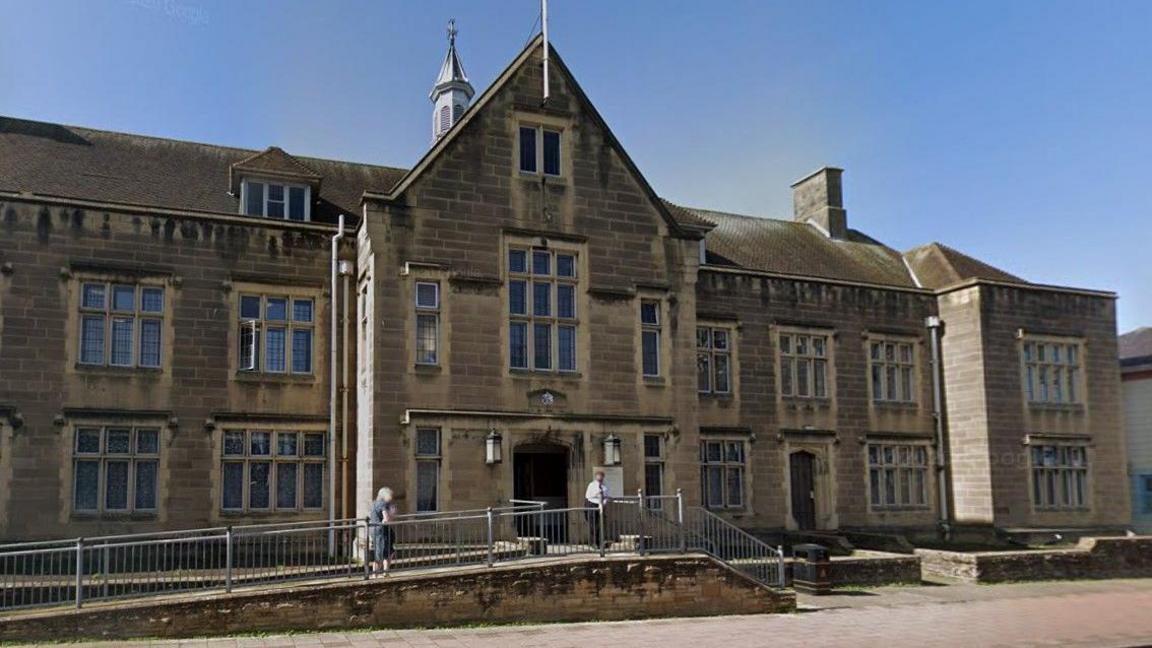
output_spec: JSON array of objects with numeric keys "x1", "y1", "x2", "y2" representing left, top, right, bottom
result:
[{"x1": 0, "y1": 492, "x2": 784, "y2": 611}]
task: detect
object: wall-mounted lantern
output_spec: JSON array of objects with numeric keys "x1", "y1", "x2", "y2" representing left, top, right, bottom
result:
[
  {"x1": 603, "y1": 433, "x2": 621, "y2": 466},
  {"x1": 485, "y1": 429, "x2": 503, "y2": 465}
]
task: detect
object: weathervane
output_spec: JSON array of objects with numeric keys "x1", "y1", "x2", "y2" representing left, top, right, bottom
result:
[{"x1": 447, "y1": 18, "x2": 457, "y2": 46}]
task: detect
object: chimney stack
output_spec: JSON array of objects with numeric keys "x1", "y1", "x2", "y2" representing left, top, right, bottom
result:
[{"x1": 792, "y1": 167, "x2": 847, "y2": 239}]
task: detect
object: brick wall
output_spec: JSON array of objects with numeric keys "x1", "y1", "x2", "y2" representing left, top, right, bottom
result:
[{"x1": 0, "y1": 555, "x2": 794, "y2": 642}]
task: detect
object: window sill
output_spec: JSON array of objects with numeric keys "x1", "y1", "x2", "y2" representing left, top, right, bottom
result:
[
  {"x1": 509, "y1": 368, "x2": 583, "y2": 380},
  {"x1": 1032, "y1": 507, "x2": 1092, "y2": 514},
  {"x1": 413, "y1": 363, "x2": 442, "y2": 374},
  {"x1": 871, "y1": 400, "x2": 919, "y2": 412},
  {"x1": 74, "y1": 364, "x2": 164, "y2": 376},
  {"x1": 643, "y1": 375, "x2": 666, "y2": 386},
  {"x1": 517, "y1": 171, "x2": 566, "y2": 180},
  {"x1": 71, "y1": 511, "x2": 158, "y2": 521},
  {"x1": 219, "y1": 509, "x2": 325, "y2": 518},
  {"x1": 1027, "y1": 402, "x2": 1085, "y2": 413},
  {"x1": 233, "y1": 372, "x2": 316, "y2": 385},
  {"x1": 699, "y1": 391, "x2": 734, "y2": 400},
  {"x1": 781, "y1": 396, "x2": 832, "y2": 410},
  {"x1": 869, "y1": 506, "x2": 932, "y2": 513}
]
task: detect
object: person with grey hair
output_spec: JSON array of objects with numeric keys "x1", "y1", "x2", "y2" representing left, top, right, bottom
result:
[{"x1": 369, "y1": 487, "x2": 397, "y2": 575}]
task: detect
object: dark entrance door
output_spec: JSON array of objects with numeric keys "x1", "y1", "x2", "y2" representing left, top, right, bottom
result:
[
  {"x1": 790, "y1": 451, "x2": 817, "y2": 530},
  {"x1": 513, "y1": 444, "x2": 569, "y2": 540}
]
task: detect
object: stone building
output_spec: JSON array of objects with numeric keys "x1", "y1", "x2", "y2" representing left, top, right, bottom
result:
[
  {"x1": 1120, "y1": 328, "x2": 1152, "y2": 532},
  {"x1": 0, "y1": 32, "x2": 1130, "y2": 542}
]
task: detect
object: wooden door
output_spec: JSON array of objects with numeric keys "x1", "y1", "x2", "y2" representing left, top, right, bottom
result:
[{"x1": 790, "y1": 451, "x2": 817, "y2": 530}]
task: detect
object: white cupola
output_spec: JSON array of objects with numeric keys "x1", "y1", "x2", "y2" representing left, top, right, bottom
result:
[{"x1": 430, "y1": 19, "x2": 474, "y2": 142}]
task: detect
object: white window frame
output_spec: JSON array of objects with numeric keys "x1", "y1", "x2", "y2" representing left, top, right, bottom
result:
[
  {"x1": 867, "y1": 443, "x2": 930, "y2": 510},
  {"x1": 869, "y1": 337, "x2": 918, "y2": 404},
  {"x1": 415, "y1": 282, "x2": 441, "y2": 366},
  {"x1": 507, "y1": 246, "x2": 579, "y2": 373},
  {"x1": 1029, "y1": 442, "x2": 1090, "y2": 511},
  {"x1": 72, "y1": 426, "x2": 161, "y2": 515},
  {"x1": 779, "y1": 330, "x2": 830, "y2": 399},
  {"x1": 240, "y1": 179, "x2": 312, "y2": 222},
  {"x1": 517, "y1": 124, "x2": 562, "y2": 177},
  {"x1": 1022, "y1": 337, "x2": 1082, "y2": 405},
  {"x1": 220, "y1": 429, "x2": 326, "y2": 513},
  {"x1": 78, "y1": 281, "x2": 165, "y2": 369},
  {"x1": 696, "y1": 326, "x2": 733, "y2": 394}
]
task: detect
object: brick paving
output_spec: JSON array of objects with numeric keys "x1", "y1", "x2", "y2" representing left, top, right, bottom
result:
[{"x1": 16, "y1": 579, "x2": 1152, "y2": 648}]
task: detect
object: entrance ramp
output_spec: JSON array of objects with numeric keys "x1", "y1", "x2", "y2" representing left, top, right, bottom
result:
[{"x1": 0, "y1": 494, "x2": 786, "y2": 613}]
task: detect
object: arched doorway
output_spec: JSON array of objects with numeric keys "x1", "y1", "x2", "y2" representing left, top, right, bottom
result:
[
  {"x1": 790, "y1": 450, "x2": 818, "y2": 530},
  {"x1": 513, "y1": 443, "x2": 570, "y2": 541}
]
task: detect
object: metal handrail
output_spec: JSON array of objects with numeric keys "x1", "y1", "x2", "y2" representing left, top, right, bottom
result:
[
  {"x1": 0, "y1": 492, "x2": 787, "y2": 613},
  {"x1": 0, "y1": 504, "x2": 545, "y2": 551},
  {"x1": 681, "y1": 506, "x2": 785, "y2": 588}
]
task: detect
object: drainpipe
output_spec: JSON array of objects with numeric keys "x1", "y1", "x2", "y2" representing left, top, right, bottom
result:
[
  {"x1": 340, "y1": 262, "x2": 352, "y2": 521},
  {"x1": 329, "y1": 215, "x2": 345, "y2": 554},
  {"x1": 926, "y1": 316, "x2": 951, "y2": 539}
]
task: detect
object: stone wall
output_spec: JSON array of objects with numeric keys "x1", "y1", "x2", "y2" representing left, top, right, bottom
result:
[
  {"x1": 356, "y1": 42, "x2": 702, "y2": 518},
  {"x1": 0, "y1": 199, "x2": 352, "y2": 541},
  {"x1": 695, "y1": 271, "x2": 941, "y2": 531},
  {"x1": 781, "y1": 552, "x2": 923, "y2": 587},
  {"x1": 0, "y1": 555, "x2": 794, "y2": 642},
  {"x1": 916, "y1": 536, "x2": 1152, "y2": 583},
  {"x1": 828, "y1": 551, "x2": 923, "y2": 587}
]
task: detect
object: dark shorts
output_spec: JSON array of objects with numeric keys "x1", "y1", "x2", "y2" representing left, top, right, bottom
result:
[{"x1": 373, "y1": 526, "x2": 395, "y2": 562}]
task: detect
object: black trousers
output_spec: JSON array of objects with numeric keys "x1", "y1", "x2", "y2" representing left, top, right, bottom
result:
[{"x1": 585, "y1": 503, "x2": 602, "y2": 547}]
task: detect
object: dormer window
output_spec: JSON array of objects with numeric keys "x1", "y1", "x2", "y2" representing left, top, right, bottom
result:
[
  {"x1": 518, "y1": 125, "x2": 562, "y2": 177},
  {"x1": 241, "y1": 180, "x2": 311, "y2": 222}
]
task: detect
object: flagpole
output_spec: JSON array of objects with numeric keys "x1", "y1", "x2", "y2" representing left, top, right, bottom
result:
[{"x1": 542, "y1": 0, "x2": 550, "y2": 102}]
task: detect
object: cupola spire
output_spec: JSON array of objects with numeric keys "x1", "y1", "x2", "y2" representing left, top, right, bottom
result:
[{"x1": 430, "y1": 19, "x2": 474, "y2": 142}]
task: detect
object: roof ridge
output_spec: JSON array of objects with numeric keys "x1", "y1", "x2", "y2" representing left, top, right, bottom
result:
[
  {"x1": 676, "y1": 204, "x2": 790, "y2": 224},
  {"x1": 0, "y1": 114, "x2": 408, "y2": 174}
]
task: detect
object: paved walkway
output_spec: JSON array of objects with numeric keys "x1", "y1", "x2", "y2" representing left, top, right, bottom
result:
[{"x1": 16, "y1": 579, "x2": 1152, "y2": 647}]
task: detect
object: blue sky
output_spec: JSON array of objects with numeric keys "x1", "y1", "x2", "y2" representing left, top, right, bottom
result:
[{"x1": 2, "y1": 0, "x2": 1149, "y2": 331}]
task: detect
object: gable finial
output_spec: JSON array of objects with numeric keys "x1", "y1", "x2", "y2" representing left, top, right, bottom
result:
[{"x1": 448, "y1": 19, "x2": 457, "y2": 46}]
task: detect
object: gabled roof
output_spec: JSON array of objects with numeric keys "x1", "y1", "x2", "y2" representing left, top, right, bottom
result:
[
  {"x1": 229, "y1": 146, "x2": 323, "y2": 192},
  {"x1": 0, "y1": 116, "x2": 406, "y2": 224},
  {"x1": 1120, "y1": 327, "x2": 1152, "y2": 372},
  {"x1": 685, "y1": 206, "x2": 920, "y2": 288},
  {"x1": 375, "y1": 34, "x2": 698, "y2": 240},
  {"x1": 903, "y1": 242, "x2": 1025, "y2": 290}
]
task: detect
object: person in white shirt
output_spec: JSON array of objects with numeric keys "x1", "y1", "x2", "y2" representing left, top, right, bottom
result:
[{"x1": 585, "y1": 471, "x2": 609, "y2": 548}]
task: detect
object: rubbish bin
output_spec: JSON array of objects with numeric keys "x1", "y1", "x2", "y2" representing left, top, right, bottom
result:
[{"x1": 792, "y1": 543, "x2": 831, "y2": 594}]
